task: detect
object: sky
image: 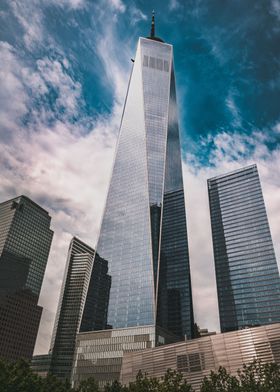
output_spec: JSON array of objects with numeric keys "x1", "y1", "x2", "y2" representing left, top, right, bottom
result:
[{"x1": 0, "y1": 0, "x2": 280, "y2": 354}]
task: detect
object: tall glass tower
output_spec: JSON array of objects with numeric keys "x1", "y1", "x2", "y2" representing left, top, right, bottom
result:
[
  {"x1": 72, "y1": 16, "x2": 194, "y2": 387},
  {"x1": 81, "y1": 15, "x2": 193, "y2": 340},
  {"x1": 49, "y1": 237, "x2": 95, "y2": 380},
  {"x1": 208, "y1": 165, "x2": 280, "y2": 332}
]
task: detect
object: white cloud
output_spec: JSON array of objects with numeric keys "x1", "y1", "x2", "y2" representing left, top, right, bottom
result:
[
  {"x1": 169, "y1": 0, "x2": 181, "y2": 11},
  {"x1": 0, "y1": 42, "x2": 29, "y2": 134},
  {"x1": 129, "y1": 6, "x2": 147, "y2": 26},
  {"x1": 48, "y1": 0, "x2": 86, "y2": 9},
  {"x1": 109, "y1": 0, "x2": 126, "y2": 13},
  {"x1": 37, "y1": 58, "x2": 83, "y2": 116},
  {"x1": 0, "y1": 113, "x2": 120, "y2": 353},
  {"x1": 10, "y1": 0, "x2": 44, "y2": 49},
  {"x1": 95, "y1": 26, "x2": 131, "y2": 104},
  {"x1": 271, "y1": 0, "x2": 280, "y2": 20},
  {"x1": 225, "y1": 91, "x2": 242, "y2": 129}
]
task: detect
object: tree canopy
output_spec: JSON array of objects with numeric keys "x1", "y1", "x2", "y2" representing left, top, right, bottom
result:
[{"x1": 1, "y1": 358, "x2": 280, "y2": 392}]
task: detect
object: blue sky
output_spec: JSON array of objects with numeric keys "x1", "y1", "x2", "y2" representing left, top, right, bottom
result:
[{"x1": 1, "y1": 0, "x2": 280, "y2": 353}]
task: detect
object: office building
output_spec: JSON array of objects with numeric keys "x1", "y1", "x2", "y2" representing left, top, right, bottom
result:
[
  {"x1": 49, "y1": 237, "x2": 96, "y2": 380},
  {"x1": 208, "y1": 164, "x2": 280, "y2": 332},
  {"x1": 121, "y1": 323, "x2": 280, "y2": 391},
  {"x1": 0, "y1": 195, "x2": 53, "y2": 360},
  {"x1": 72, "y1": 15, "x2": 194, "y2": 386},
  {"x1": 31, "y1": 354, "x2": 51, "y2": 378}
]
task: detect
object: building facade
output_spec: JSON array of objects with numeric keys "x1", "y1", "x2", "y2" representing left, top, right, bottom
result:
[
  {"x1": 49, "y1": 237, "x2": 95, "y2": 380},
  {"x1": 72, "y1": 17, "x2": 193, "y2": 385},
  {"x1": 208, "y1": 165, "x2": 280, "y2": 332},
  {"x1": 0, "y1": 195, "x2": 53, "y2": 360},
  {"x1": 31, "y1": 354, "x2": 51, "y2": 378},
  {"x1": 121, "y1": 323, "x2": 280, "y2": 391}
]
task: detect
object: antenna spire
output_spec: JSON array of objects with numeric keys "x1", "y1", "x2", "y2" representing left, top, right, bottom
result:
[
  {"x1": 150, "y1": 10, "x2": 155, "y2": 38},
  {"x1": 147, "y1": 10, "x2": 164, "y2": 42}
]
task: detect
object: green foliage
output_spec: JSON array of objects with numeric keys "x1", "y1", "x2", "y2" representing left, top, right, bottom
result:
[
  {"x1": 126, "y1": 369, "x2": 193, "y2": 392},
  {"x1": 201, "y1": 359, "x2": 280, "y2": 392},
  {"x1": 128, "y1": 370, "x2": 160, "y2": 392},
  {"x1": 201, "y1": 367, "x2": 240, "y2": 392},
  {"x1": 0, "y1": 358, "x2": 74, "y2": 392},
  {"x1": 238, "y1": 360, "x2": 280, "y2": 392},
  {"x1": 77, "y1": 377, "x2": 100, "y2": 392},
  {"x1": 158, "y1": 369, "x2": 192, "y2": 392},
  {"x1": 104, "y1": 380, "x2": 128, "y2": 392},
  {"x1": 0, "y1": 358, "x2": 43, "y2": 392},
  {"x1": 1, "y1": 357, "x2": 280, "y2": 392}
]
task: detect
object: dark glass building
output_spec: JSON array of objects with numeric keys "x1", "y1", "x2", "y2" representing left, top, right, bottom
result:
[
  {"x1": 31, "y1": 354, "x2": 51, "y2": 378},
  {"x1": 49, "y1": 237, "x2": 95, "y2": 380},
  {"x1": 208, "y1": 164, "x2": 280, "y2": 332},
  {"x1": 0, "y1": 195, "x2": 53, "y2": 360},
  {"x1": 72, "y1": 17, "x2": 194, "y2": 387}
]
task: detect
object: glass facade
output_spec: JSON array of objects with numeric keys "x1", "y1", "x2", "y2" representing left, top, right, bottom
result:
[
  {"x1": 0, "y1": 195, "x2": 54, "y2": 297},
  {"x1": 80, "y1": 36, "x2": 193, "y2": 341},
  {"x1": 121, "y1": 323, "x2": 280, "y2": 392},
  {"x1": 208, "y1": 165, "x2": 280, "y2": 332},
  {"x1": 0, "y1": 195, "x2": 53, "y2": 360},
  {"x1": 50, "y1": 237, "x2": 95, "y2": 380},
  {"x1": 31, "y1": 354, "x2": 52, "y2": 378}
]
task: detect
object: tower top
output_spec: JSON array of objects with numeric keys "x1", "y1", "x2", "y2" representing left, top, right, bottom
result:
[{"x1": 147, "y1": 11, "x2": 164, "y2": 43}]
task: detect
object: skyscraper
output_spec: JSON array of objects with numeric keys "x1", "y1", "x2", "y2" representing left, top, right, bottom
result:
[
  {"x1": 0, "y1": 195, "x2": 53, "y2": 360},
  {"x1": 72, "y1": 15, "x2": 193, "y2": 386},
  {"x1": 49, "y1": 237, "x2": 96, "y2": 380},
  {"x1": 208, "y1": 164, "x2": 280, "y2": 332}
]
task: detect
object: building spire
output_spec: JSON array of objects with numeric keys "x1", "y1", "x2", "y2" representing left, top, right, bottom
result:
[
  {"x1": 150, "y1": 10, "x2": 155, "y2": 38},
  {"x1": 147, "y1": 10, "x2": 164, "y2": 42}
]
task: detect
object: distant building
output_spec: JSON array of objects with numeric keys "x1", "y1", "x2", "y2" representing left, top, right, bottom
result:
[
  {"x1": 0, "y1": 195, "x2": 53, "y2": 361},
  {"x1": 193, "y1": 324, "x2": 216, "y2": 338},
  {"x1": 121, "y1": 323, "x2": 280, "y2": 392},
  {"x1": 31, "y1": 354, "x2": 51, "y2": 378},
  {"x1": 208, "y1": 165, "x2": 280, "y2": 332},
  {"x1": 49, "y1": 237, "x2": 96, "y2": 380}
]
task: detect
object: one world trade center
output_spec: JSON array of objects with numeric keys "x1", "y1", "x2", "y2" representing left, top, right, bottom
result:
[{"x1": 72, "y1": 14, "x2": 194, "y2": 386}]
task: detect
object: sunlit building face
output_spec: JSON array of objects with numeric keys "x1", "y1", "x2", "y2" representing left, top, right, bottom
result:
[{"x1": 80, "y1": 35, "x2": 194, "y2": 340}]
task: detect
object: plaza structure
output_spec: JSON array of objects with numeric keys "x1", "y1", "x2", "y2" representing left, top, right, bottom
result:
[
  {"x1": 0, "y1": 195, "x2": 53, "y2": 360},
  {"x1": 72, "y1": 15, "x2": 194, "y2": 387},
  {"x1": 49, "y1": 237, "x2": 95, "y2": 380},
  {"x1": 121, "y1": 323, "x2": 280, "y2": 391},
  {"x1": 208, "y1": 165, "x2": 280, "y2": 332}
]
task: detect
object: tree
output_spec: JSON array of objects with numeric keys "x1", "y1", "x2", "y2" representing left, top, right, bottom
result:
[
  {"x1": 201, "y1": 360, "x2": 280, "y2": 392},
  {"x1": 77, "y1": 377, "x2": 100, "y2": 392},
  {"x1": 104, "y1": 380, "x2": 128, "y2": 392},
  {"x1": 3, "y1": 358, "x2": 43, "y2": 392},
  {"x1": 201, "y1": 366, "x2": 241, "y2": 392},
  {"x1": 159, "y1": 369, "x2": 193, "y2": 392},
  {"x1": 42, "y1": 373, "x2": 74, "y2": 392},
  {"x1": 127, "y1": 370, "x2": 160, "y2": 392},
  {"x1": 238, "y1": 360, "x2": 280, "y2": 392}
]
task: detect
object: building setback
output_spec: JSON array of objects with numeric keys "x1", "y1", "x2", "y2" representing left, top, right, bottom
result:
[
  {"x1": 49, "y1": 237, "x2": 96, "y2": 380},
  {"x1": 72, "y1": 15, "x2": 194, "y2": 387},
  {"x1": 121, "y1": 323, "x2": 280, "y2": 392},
  {"x1": 208, "y1": 164, "x2": 280, "y2": 332},
  {"x1": 0, "y1": 195, "x2": 53, "y2": 361}
]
